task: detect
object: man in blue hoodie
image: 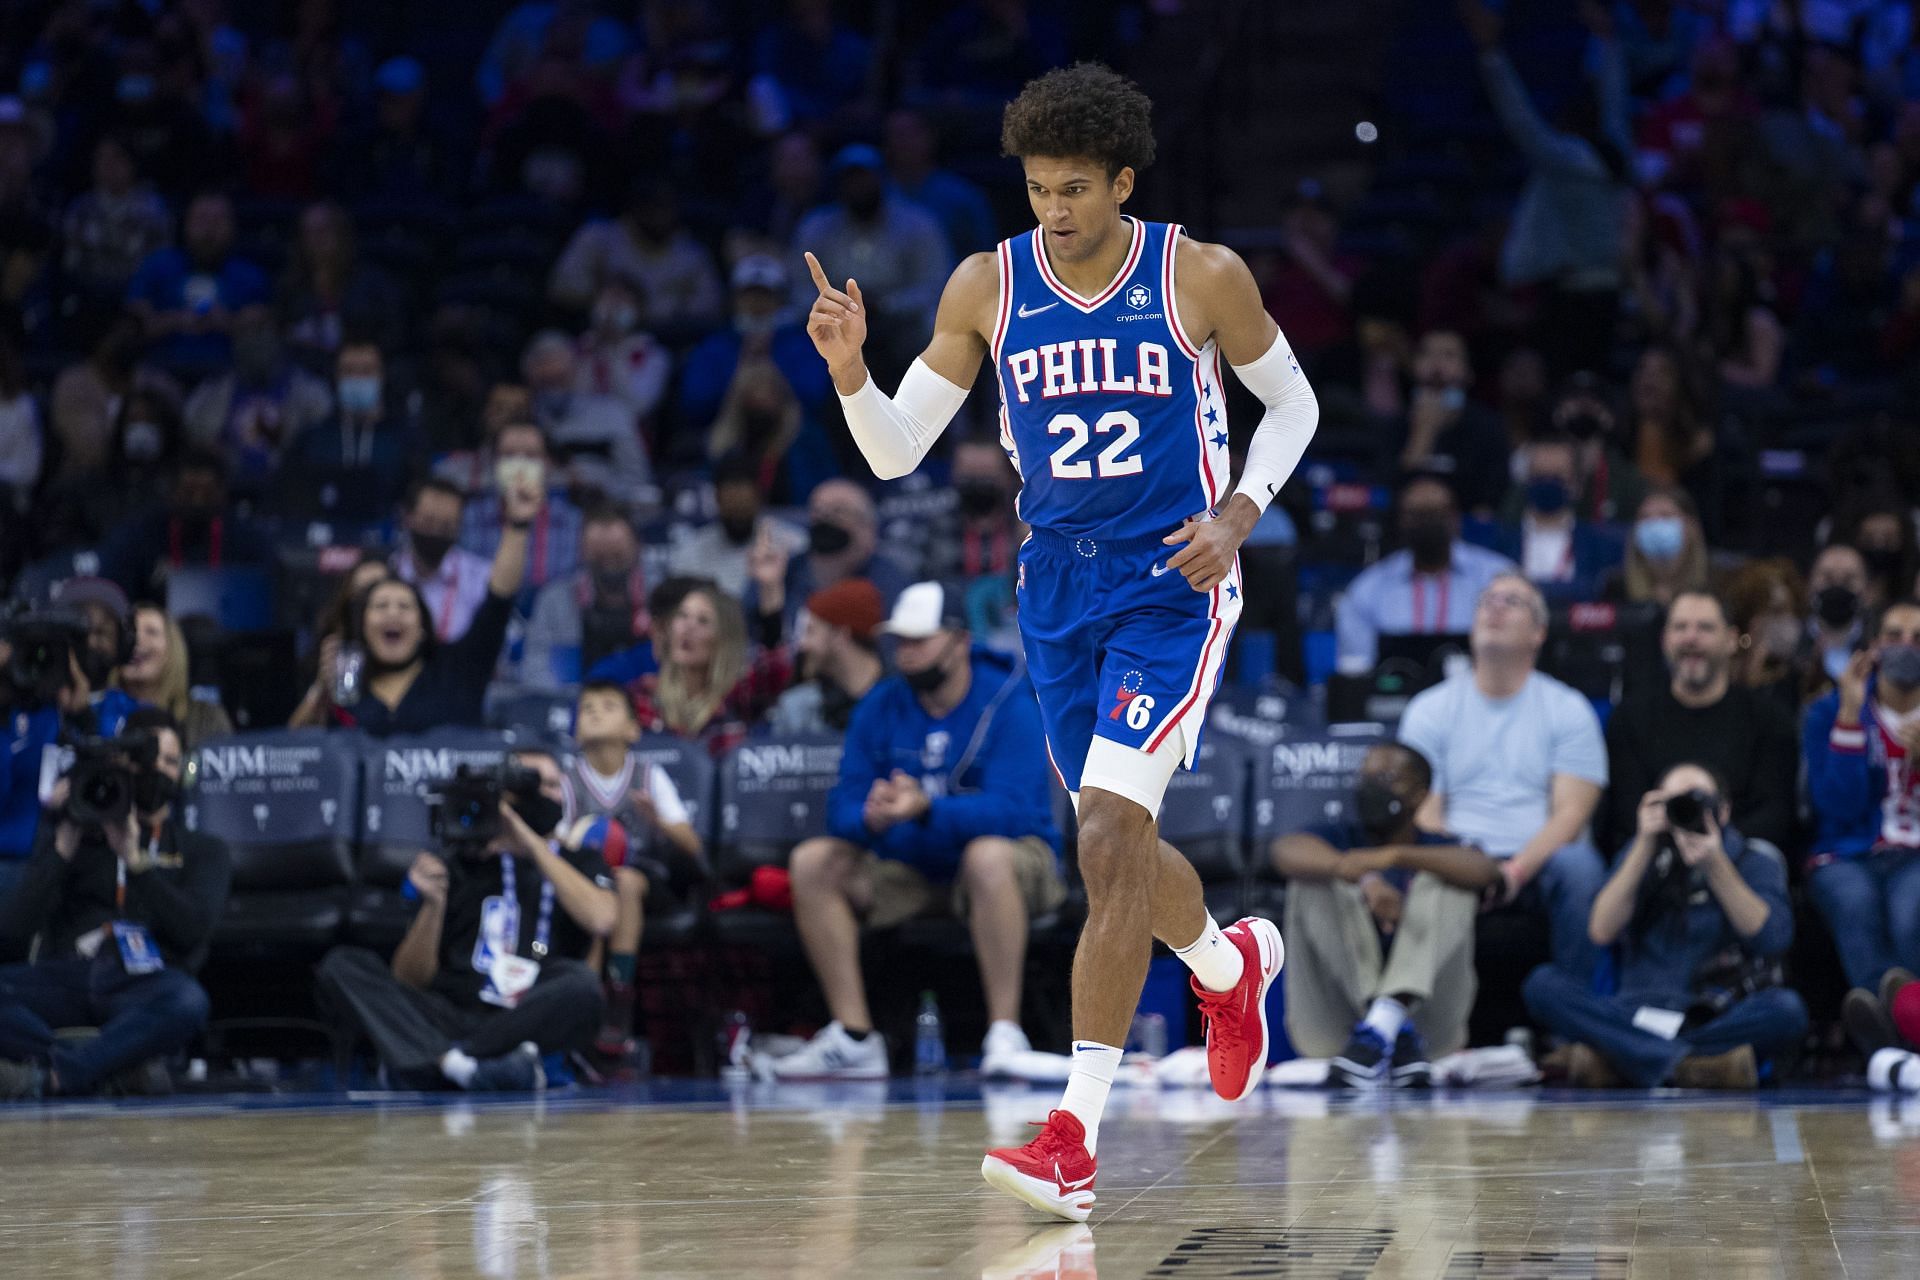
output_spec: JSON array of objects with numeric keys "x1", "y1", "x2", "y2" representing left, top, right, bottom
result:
[
  {"x1": 773, "y1": 582, "x2": 1063, "y2": 1080},
  {"x1": 1804, "y1": 598, "x2": 1920, "y2": 991}
]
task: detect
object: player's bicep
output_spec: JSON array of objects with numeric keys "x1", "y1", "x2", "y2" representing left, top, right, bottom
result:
[
  {"x1": 917, "y1": 253, "x2": 997, "y2": 389},
  {"x1": 1183, "y1": 241, "x2": 1278, "y2": 367}
]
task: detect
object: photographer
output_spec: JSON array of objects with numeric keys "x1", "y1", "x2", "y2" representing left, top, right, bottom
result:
[
  {"x1": 0, "y1": 609, "x2": 102, "y2": 902},
  {"x1": 315, "y1": 751, "x2": 614, "y2": 1090},
  {"x1": 0, "y1": 709, "x2": 229, "y2": 1099},
  {"x1": 1522, "y1": 764, "x2": 1805, "y2": 1089}
]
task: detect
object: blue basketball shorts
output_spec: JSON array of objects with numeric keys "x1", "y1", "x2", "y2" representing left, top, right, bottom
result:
[{"x1": 1015, "y1": 526, "x2": 1243, "y2": 794}]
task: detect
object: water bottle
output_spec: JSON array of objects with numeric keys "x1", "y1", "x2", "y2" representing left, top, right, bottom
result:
[
  {"x1": 330, "y1": 642, "x2": 366, "y2": 705},
  {"x1": 914, "y1": 991, "x2": 946, "y2": 1075}
]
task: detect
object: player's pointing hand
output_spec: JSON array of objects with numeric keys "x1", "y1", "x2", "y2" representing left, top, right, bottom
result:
[{"x1": 804, "y1": 251, "x2": 867, "y2": 376}]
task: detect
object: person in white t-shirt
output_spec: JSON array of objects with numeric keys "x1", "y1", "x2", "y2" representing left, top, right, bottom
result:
[
  {"x1": 564, "y1": 681, "x2": 705, "y2": 1058},
  {"x1": 1399, "y1": 572, "x2": 1610, "y2": 980}
]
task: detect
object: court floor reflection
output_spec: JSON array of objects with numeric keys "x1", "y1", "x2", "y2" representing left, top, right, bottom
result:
[{"x1": 0, "y1": 1081, "x2": 1913, "y2": 1278}]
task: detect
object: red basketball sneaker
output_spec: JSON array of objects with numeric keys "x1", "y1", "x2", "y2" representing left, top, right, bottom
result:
[
  {"x1": 1191, "y1": 916, "x2": 1285, "y2": 1101},
  {"x1": 980, "y1": 1110, "x2": 1098, "y2": 1222}
]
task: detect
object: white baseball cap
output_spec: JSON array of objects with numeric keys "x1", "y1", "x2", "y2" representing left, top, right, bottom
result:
[{"x1": 879, "y1": 581, "x2": 962, "y2": 640}]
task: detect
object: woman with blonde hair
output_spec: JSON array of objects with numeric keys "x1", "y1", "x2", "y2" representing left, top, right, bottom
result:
[
  {"x1": 116, "y1": 604, "x2": 234, "y2": 749},
  {"x1": 624, "y1": 580, "x2": 793, "y2": 759},
  {"x1": 1618, "y1": 487, "x2": 1710, "y2": 607}
]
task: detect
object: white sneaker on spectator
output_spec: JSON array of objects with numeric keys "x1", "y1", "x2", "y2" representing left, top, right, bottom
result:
[
  {"x1": 769, "y1": 1022, "x2": 888, "y2": 1080},
  {"x1": 979, "y1": 1020, "x2": 1032, "y2": 1079}
]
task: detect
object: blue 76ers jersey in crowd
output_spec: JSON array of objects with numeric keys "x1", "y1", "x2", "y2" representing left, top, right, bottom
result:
[{"x1": 992, "y1": 217, "x2": 1226, "y2": 542}]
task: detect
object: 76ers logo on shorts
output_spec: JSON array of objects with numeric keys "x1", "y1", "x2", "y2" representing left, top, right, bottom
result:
[{"x1": 1108, "y1": 669, "x2": 1148, "y2": 721}]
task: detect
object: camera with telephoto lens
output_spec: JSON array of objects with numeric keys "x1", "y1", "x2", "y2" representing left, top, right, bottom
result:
[
  {"x1": 65, "y1": 731, "x2": 160, "y2": 830},
  {"x1": 1663, "y1": 788, "x2": 1717, "y2": 835},
  {"x1": 1, "y1": 608, "x2": 89, "y2": 709},
  {"x1": 428, "y1": 763, "x2": 554, "y2": 853}
]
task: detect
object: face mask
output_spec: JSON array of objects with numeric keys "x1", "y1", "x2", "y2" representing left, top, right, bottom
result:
[
  {"x1": 134, "y1": 769, "x2": 178, "y2": 814},
  {"x1": 495, "y1": 456, "x2": 545, "y2": 497},
  {"x1": 1815, "y1": 585, "x2": 1860, "y2": 629},
  {"x1": 593, "y1": 301, "x2": 637, "y2": 334},
  {"x1": 1863, "y1": 546, "x2": 1904, "y2": 582},
  {"x1": 1404, "y1": 517, "x2": 1451, "y2": 564},
  {"x1": 590, "y1": 562, "x2": 631, "y2": 594},
  {"x1": 734, "y1": 309, "x2": 778, "y2": 336},
  {"x1": 1634, "y1": 515, "x2": 1686, "y2": 561},
  {"x1": 1352, "y1": 777, "x2": 1408, "y2": 843},
  {"x1": 410, "y1": 530, "x2": 453, "y2": 566},
  {"x1": 809, "y1": 519, "x2": 853, "y2": 556},
  {"x1": 1824, "y1": 645, "x2": 1853, "y2": 681},
  {"x1": 905, "y1": 660, "x2": 948, "y2": 695},
  {"x1": 1526, "y1": 478, "x2": 1571, "y2": 515},
  {"x1": 720, "y1": 515, "x2": 757, "y2": 545},
  {"x1": 509, "y1": 789, "x2": 564, "y2": 839},
  {"x1": 533, "y1": 389, "x2": 571, "y2": 420},
  {"x1": 1881, "y1": 644, "x2": 1920, "y2": 690},
  {"x1": 1563, "y1": 410, "x2": 1607, "y2": 441},
  {"x1": 337, "y1": 375, "x2": 381, "y2": 415},
  {"x1": 957, "y1": 480, "x2": 1003, "y2": 517},
  {"x1": 847, "y1": 187, "x2": 883, "y2": 220},
  {"x1": 1437, "y1": 386, "x2": 1467, "y2": 412},
  {"x1": 122, "y1": 421, "x2": 163, "y2": 462}
]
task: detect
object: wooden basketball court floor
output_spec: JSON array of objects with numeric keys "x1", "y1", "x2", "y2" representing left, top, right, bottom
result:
[{"x1": 1, "y1": 1081, "x2": 1915, "y2": 1279}]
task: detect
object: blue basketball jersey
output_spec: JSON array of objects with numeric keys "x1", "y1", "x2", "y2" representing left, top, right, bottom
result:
[{"x1": 992, "y1": 217, "x2": 1227, "y2": 542}]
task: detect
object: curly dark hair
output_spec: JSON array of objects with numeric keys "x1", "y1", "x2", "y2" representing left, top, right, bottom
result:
[{"x1": 1001, "y1": 62, "x2": 1156, "y2": 177}]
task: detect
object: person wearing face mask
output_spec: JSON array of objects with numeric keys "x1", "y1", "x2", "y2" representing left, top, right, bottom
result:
[
  {"x1": 1601, "y1": 591, "x2": 1800, "y2": 855},
  {"x1": 1804, "y1": 599, "x2": 1920, "y2": 992},
  {"x1": 520, "y1": 331, "x2": 653, "y2": 509},
  {"x1": 667, "y1": 454, "x2": 806, "y2": 599},
  {"x1": 457, "y1": 422, "x2": 585, "y2": 594},
  {"x1": 520, "y1": 508, "x2": 653, "y2": 690},
  {"x1": 282, "y1": 339, "x2": 417, "y2": 519},
  {"x1": 0, "y1": 709, "x2": 230, "y2": 1100},
  {"x1": 749, "y1": 478, "x2": 911, "y2": 634},
  {"x1": 574, "y1": 277, "x2": 669, "y2": 428},
  {"x1": 1474, "y1": 433, "x2": 1623, "y2": 604},
  {"x1": 314, "y1": 749, "x2": 615, "y2": 1093},
  {"x1": 1527, "y1": 372, "x2": 1650, "y2": 526},
  {"x1": 1388, "y1": 329, "x2": 1511, "y2": 516},
  {"x1": 774, "y1": 582, "x2": 1062, "y2": 1081},
  {"x1": 921, "y1": 439, "x2": 1023, "y2": 589},
  {"x1": 1614, "y1": 486, "x2": 1709, "y2": 608},
  {"x1": 98, "y1": 449, "x2": 271, "y2": 601},
  {"x1": 390, "y1": 479, "x2": 494, "y2": 646},
  {"x1": 47, "y1": 313, "x2": 180, "y2": 489},
  {"x1": 1805, "y1": 543, "x2": 1872, "y2": 702},
  {"x1": 1837, "y1": 499, "x2": 1917, "y2": 614},
  {"x1": 1335, "y1": 473, "x2": 1516, "y2": 675},
  {"x1": 548, "y1": 178, "x2": 724, "y2": 332},
  {"x1": 1270, "y1": 742, "x2": 1499, "y2": 1088},
  {"x1": 768, "y1": 578, "x2": 888, "y2": 734},
  {"x1": 182, "y1": 305, "x2": 332, "y2": 488}
]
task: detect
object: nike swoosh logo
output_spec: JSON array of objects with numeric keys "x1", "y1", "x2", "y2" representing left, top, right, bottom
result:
[
  {"x1": 1054, "y1": 1163, "x2": 1096, "y2": 1192},
  {"x1": 1017, "y1": 301, "x2": 1061, "y2": 318},
  {"x1": 1150, "y1": 563, "x2": 1171, "y2": 577}
]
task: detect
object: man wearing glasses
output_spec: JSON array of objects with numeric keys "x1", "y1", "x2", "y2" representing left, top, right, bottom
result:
[{"x1": 1398, "y1": 573, "x2": 1610, "y2": 980}]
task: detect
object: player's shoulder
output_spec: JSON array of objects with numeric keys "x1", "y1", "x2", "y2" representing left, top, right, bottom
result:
[
  {"x1": 1171, "y1": 231, "x2": 1253, "y2": 285},
  {"x1": 939, "y1": 250, "x2": 1006, "y2": 331}
]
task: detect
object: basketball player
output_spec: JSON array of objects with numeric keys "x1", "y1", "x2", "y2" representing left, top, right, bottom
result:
[{"x1": 804, "y1": 63, "x2": 1317, "y2": 1221}]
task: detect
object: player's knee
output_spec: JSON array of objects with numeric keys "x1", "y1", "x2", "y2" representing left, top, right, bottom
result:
[
  {"x1": 617, "y1": 867, "x2": 649, "y2": 903},
  {"x1": 1074, "y1": 794, "x2": 1156, "y2": 894},
  {"x1": 790, "y1": 837, "x2": 857, "y2": 891},
  {"x1": 960, "y1": 837, "x2": 1020, "y2": 889}
]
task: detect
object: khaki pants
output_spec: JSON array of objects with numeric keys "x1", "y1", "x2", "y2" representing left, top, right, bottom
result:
[
  {"x1": 1283, "y1": 874, "x2": 1478, "y2": 1059},
  {"x1": 863, "y1": 837, "x2": 1067, "y2": 930}
]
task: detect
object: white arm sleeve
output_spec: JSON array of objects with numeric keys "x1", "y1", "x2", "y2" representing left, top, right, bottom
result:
[
  {"x1": 836, "y1": 359, "x2": 970, "y2": 481},
  {"x1": 1230, "y1": 328, "x2": 1318, "y2": 514}
]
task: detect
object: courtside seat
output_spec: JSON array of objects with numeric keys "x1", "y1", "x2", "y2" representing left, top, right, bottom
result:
[
  {"x1": 709, "y1": 734, "x2": 843, "y2": 950},
  {"x1": 1246, "y1": 724, "x2": 1389, "y2": 919},
  {"x1": 1158, "y1": 734, "x2": 1254, "y2": 928},
  {"x1": 625, "y1": 734, "x2": 719, "y2": 948}
]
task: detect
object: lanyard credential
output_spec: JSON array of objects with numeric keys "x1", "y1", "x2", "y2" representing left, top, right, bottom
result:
[{"x1": 498, "y1": 853, "x2": 556, "y2": 958}]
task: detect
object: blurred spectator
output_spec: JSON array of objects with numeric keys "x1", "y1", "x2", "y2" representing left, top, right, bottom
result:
[
  {"x1": 329, "y1": 56, "x2": 457, "y2": 202},
  {"x1": 1603, "y1": 591, "x2": 1800, "y2": 852},
  {"x1": 413, "y1": 314, "x2": 497, "y2": 459},
  {"x1": 667, "y1": 453, "x2": 806, "y2": 599},
  {"x1": 1399, "y1": 573, "x2": 1610, "y2": 981},
  {"x1": 37, "y1": 388, "x2": 185, "y2": 554},
  {"x1": 736, "y1": 131, "x2": 827, "y2": 246},
  {"x1": 1804, "y1": 599, "x2": 1920, "y2": 992},
  {"x1": 775, "y1": 582, "x2": 1061, "y2": 1079},
  {"x1": 1619, "y1": 192, "x2": 1702, "y2": 346},
  {"x1": 1271, "y1": 741, "x2": 1499, "y2": 1085},
  {"x1": 1616, "y1": 487, "x2": 1708, "y2": 608},
  {"x1": 1461, "y1": 0, "x2": 1632, "y2": 376},
  {"x1": 393, "y1": 479, "x2": 492, "y2": 645},
  {"x1": 574, "y1": 276, "x2": 670, "y2": 431},
  {"x1": 0, "y1": 103, "x2": 50, "y2": 330},
  {"x1": 1335, "y1": 473, "x2": 1515, "y2": 674},
  {"x1": 485, "y1": 51, "x2": 616, "y2": 211},
  {"x1": 1635, "y1": 35, "x2": 1757, "y2": 192},
  {"x1": 182, "y1": 305, "x2": 332, "y2": 487},
  {"x1": 769, "y1": 578, "x2": 887, "y2": 734},
  {"x1": 95, "y1": 39, "x2": 224, "y2": 202},
  {"x1": 300, "y1": 557, "x2": 391, "y2": 695},
  {"x1": 704, "y1": 357, "x2": 806, "y2": 504},
  {"x1": 1389, "y1": 329, "x2": 1510, "y2": 516},
  {"x1": 458, "y1": 422, "x2": 584, "y2": 592},
  {"x1": 750, "y1": 478, "x2": 912, "y2": 632},
  {"x1": 754, "y1": 0, "x2": 878, "y2": 128},
  {"x1": 50, "y1": 577, "x2": 141, "y2": 738},
  {"x1": 1473, "y1": 434, "x2": 1622, "y2": 604},
  {"x1": 60, "y1": 135, "x2": 172, "y2": 305},
  {"x1": 1758, "y1": 46, "x2": 1865, "y2": 249},
  {"x1": 884, "y1": 108, "x2": 995, "y2": 259},
  {"x1": 1703, "y1": 239, "x2": 1785, "y2": 391},
  {"x1": 1834, "y1": 492, "x2": 1918, "y2": 613},
  {"x1": 624, "y1": 581, "x2": 794, "y2": 759},
  {"x1": 291, "y1": 477, "x2": 539, "y2": 735},
  {"x1": 584, "y1": 575, "x2": 704, "y2": 687},
  {"x1": 434, "y1": 384, "x2": 536, "y2": 495},
  {"x1": 238, "y1": 73, "x2": 332, "y2": 202},
  {"x1": 48, "y1": 314, "x2": 179, "y2": 486},
  {"x1": 1722, "y1": 558, "x2": 1813, "y2": 711},
  {"x1": 314, "y1": 750, "x2": 612, "y2": 1091},
  {"x1": 794, "y1": 144, "x2": 952, "y2": 373},
  {"x1": 1525, "y1": 763, "x2": 1803, "y2": 1089},
  {"x1": 0, "y1": 709, "x2": 228, "y2": 1101},
  {"x1": 1494, "y1": 347, "x2": 1549, "y2": 456},
  {"x1": 548, "y1": 179, "x2": 724, "y2": 333},
  {"x1": 477, "y1": 0, "x2": 633, "y2": 108},
  {"x1": 522, "y1": 331, "x2": 652, "y2": 508},
  {"x1": 1260, "y1": 181, "x2": 1358, "y2": 362},
  {"x1": 276, "y1": 202, "x2": 402, "y2": 363},
  {"x1": 281, "y1": 340, "x2": 416, "y2": 517},
  {"x1": 677, "y1": 253, "x2": 838, "y2": 497},
  {"x1": 125, "y1": 191, "x2": 269, "y2": 378},
  {"x1": 912, "y1": 0, "x2": 1069, "y2": 109},
  {"x1": 117, "y1": 603, "x2": 232, "y2": 750},
  {"x1": 1625, "y1": 346, "x2": 1712, "y2": 508},
  {"x1": 0, "y1": 338, "x2": 42, "y2": 511},
  {"x1": 1807, "y1": 544, "x2": 1872, "y2": 698},
  {"x1": 98, "y1": 449, "x2": 270, "y2": 601},
  {"x1": 1538, "y1": 371, "x2": 1650, "y2": 525},
  {"x1": 521, "y1": 507, "x2": 650, "y2": 690},
  {"x1": 921, "y1": 438, "x2": 1021, "y2": 591}
]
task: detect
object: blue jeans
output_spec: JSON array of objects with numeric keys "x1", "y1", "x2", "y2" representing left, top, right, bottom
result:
[
  {"x1": 0, "y1": 953, "x2": 211, "y2": 1094},
  {"x1": 1523, "y1": 965, "x2": 1808, "y2": 1086},
  {"x1": 1512, "y1": 842, "x2": 1610, "y2": 982},
  {"x1": 1807, "y1": 851, "x2": 1920, "y2": 991}
]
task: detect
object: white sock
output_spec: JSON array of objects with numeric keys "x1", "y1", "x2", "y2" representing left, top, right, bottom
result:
[
  {"x1": 1363, "y1": 997, "x2": 1408, "y2": 1042},
  {"x1": 1058, "y1": 1041, "x2": 1123, "y2": 1154},
  {"x1": 1173, "y1": 915, "x2": 1245, "y2": 993},
  {"x1": 439, "y1": 1048, "x2": 479, "y2": 1088}
]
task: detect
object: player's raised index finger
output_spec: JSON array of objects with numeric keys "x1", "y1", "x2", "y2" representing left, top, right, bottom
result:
[{"x1": 804, "y1": 252, "x2": 832, "y2": 295}]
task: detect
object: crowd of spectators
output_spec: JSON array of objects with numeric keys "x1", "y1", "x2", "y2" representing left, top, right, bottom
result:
[{"x1": 0, "y1": 0, "x2": 1917, "y2": 1093}]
